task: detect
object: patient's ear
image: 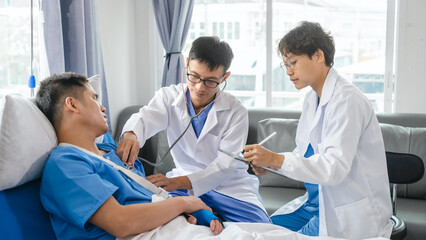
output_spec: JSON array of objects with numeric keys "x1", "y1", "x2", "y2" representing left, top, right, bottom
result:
[{"x1": 64, "y1": 97, "x2": 80, "y2": 113}]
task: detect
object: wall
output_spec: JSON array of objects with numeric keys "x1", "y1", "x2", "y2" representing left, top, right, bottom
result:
[
  {"x1": 96, "y1": 0, "x2": 161, "y2": 135},
  {"x1": 394, "y1": 0, "x2": 426, "y2": 113}
]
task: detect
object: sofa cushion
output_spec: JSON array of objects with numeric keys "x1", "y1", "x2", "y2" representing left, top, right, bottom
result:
[
  {"x1": 257, "y1": 118, "x2": 304, "y2": 189},
  {"x1": 397, "y1": 197, "x2": 426, "y2": 239},
  {"x1": 150, "y1": 130, "x2": 176, "y2": 175}
]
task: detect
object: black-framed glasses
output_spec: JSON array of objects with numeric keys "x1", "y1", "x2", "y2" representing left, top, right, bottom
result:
[{"x1": 186, "y1": 68, "x2": 222, "y2": 88}]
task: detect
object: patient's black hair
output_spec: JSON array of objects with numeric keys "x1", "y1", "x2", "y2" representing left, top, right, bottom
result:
[
  {"x1": 188, "y1": 36, "x2": 234, "y2": 74},
  {"x1": 278, "y1": 21, "x2": 335, "y2": 67},
  {"x1": 35, "y1": 72, "x2": 88, "y2": 128}
]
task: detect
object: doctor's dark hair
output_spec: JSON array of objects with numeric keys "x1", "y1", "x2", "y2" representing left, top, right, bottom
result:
[
  {"x1": 188, "y1": 36, "x2": 234, "y2": 73},
  {"x1": 35, "y1": 72, "x2": 88, "y2": 127},
  {"x1": 278, "y1": 21, "x2": 335, "y2": 67}
]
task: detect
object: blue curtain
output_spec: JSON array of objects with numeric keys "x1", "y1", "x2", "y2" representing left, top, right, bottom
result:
[
  {"x1": 152, "y1": 0, "x2": 194, "y2": 87},
  {"x1": 41, "y1": 0, "x2": 111, "y2": 130}
]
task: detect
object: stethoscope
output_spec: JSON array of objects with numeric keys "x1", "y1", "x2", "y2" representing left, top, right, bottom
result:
[{"x1": 136, "y1": 67, "x2": 227, "y2": 167}]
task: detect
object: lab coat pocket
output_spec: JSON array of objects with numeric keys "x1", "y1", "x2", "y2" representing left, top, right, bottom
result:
[{"x1": 335, "y1": 197, "x2": 378, "y2": 239}]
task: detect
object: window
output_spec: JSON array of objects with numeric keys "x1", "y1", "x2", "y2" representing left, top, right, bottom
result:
[
  {"x1": 212, "y1": 22, "x2": 218, "y2": 36},
  {"x1": 189, "y1": 22, "x2": 196, "y2": 40},
  {"x1": 199, "y1": 22, "x2": 205, "y2": 36},
  {"x1": 219, "y1": 22, "x2": 224, "y2": 39},
  {"x1": 185, "y1": 0, "x2": 391, "y2": 112},
  {"x1": 227, "y1": 22, "x2": 233, "y2": 39},
  {"x1": 235, "y1": 22, "x2": 240, "y2": 39},
  {"x1": 0, "y1": 0, "x2": 42, "y2": 98}
]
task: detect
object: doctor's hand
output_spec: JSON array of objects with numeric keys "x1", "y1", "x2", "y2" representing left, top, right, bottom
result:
[
  {"x1": 243, "y1": 144, "x2": 284, "y2": 174},
  {"x1": 251, "y1": 166, "x2": 270, "y2": 176},
  {"x1": 146, "y1": 174, "x2": 192, "y2": 192},
  {"x1": 116, "y1": 131, "x2": 140, "y2": 167}
]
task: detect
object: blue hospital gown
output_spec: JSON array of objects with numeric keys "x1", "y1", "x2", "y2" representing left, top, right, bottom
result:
[
  {"x1": 40, "y1": 142, "x2": 218, "y2": 240},
  {"x1": 40, "y1": 143, "x2": 152, "y2": 240}
]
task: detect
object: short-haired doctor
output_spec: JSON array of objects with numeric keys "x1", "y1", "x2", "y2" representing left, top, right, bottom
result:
[
  {"x1": 243, "y1": 22, "x2": 393, "y2": 239},
  {"x1": 118, "y1": 36, "x2": 270, "y2": 223}
]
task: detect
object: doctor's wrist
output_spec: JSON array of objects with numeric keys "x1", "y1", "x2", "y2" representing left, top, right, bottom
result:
[
  {"x1": 174, "y1": 176, "x2": 192, "y2": 190},
  {"x1": 271, "y1": 153, "x2": 284, "y2": 170},
  {"x1": 123, "y1": 131, "x2": 137, "y2": 139}
]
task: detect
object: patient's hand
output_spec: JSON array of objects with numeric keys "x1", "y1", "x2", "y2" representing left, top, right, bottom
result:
[
  {"x1": 186, "y1": 215, "x2": 197, "y2": 224},
  {"x1": 185, "y1": 213, "x2": 223, "y2": 235},
  {"x1": 210, "y1": 219, "x2": 223, "y2": 235},
  {"x1": 187, "y1": 208, "x2": 224, "y2": 235},
  {"x1": 117, "y1": 131, "x2": 140, "y2": 166},
  {"x1": 184, "y1": 212, "x2": 223, "y2": 235},
  {"x1": 146, "y1": 174, "x2": 192, "y2": 191},
  {"x1": 179, "y1": 196, "x2": 212, "y2": 214}
]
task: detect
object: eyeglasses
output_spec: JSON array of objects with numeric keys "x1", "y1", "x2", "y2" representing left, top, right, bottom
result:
[
  {"x1": 186, "y1": 68, "x2": 222, "y2": 88},
  {"x1": 280, "y1": 56, "x2": 302, "y2": 71}
]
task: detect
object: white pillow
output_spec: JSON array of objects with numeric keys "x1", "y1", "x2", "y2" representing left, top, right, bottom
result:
[
  {"x1": 88, "y1": 74, "x2": 102, "y2": 104},
  {"x1": 0, "y1": 95, "x2": 57, "y2": 191},
  {"x1": 88, "y1": 75, "x2": 105, "y2": 143}
]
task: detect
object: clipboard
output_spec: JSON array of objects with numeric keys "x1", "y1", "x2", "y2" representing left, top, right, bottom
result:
[{"x1": 219, "y1": 149, "x2": 287, "y2": 178}]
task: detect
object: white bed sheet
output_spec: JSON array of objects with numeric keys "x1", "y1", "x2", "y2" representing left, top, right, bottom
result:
[{"x1": 117, "y1": 215, "x2": 388, "y2": 240}]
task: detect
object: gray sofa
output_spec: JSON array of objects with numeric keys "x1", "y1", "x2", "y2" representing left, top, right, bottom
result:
[{"x1": 115, "y1": 106, "x2": 426, "y2": 240}]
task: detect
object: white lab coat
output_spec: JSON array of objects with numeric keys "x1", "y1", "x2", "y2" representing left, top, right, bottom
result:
[
  {"x1": 122, "y1": 84, "x2": 266, "y2": 212},
  {"x1": 273, "y1": 68, "x2": 393, "y2": 239}
]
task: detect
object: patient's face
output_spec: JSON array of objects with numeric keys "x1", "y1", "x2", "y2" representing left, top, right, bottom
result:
[
  {"x1": 186, "y1": 60, "x2": 225, "y2": 112},
  {"x1": 79, "y1": 84, "x2": 109, "y2": 135}
]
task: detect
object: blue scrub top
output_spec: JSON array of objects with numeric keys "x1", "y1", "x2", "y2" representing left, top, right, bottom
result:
[
  {"x1": 40, "y1": 143, "x2": 152, "y2": 240},
  {"x1": 303, "y1": 144, "x2": 319, "y2": 212},
  {"x1": 186, "y1": 90, "x2": 214, "y2": 138},
  {"x1": 303, "y1": 96, "x2": 320, "y2": 211}
]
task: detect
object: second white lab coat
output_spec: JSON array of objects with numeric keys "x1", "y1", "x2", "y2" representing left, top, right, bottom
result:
[
  {"x1": 273, "y1": 68, "x2": 393, "y2": 239},
  {"x1": 122, "y1": 84, "x2": 266, "y2": 212}
]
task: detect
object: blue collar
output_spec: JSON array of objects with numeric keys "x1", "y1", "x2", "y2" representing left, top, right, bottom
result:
[
  {"x1": 185, "y1": 90, "x2": 215, "y2": 138},
  {"x1": 185, "y1": 90, "x2": 215, "y2": 117}
]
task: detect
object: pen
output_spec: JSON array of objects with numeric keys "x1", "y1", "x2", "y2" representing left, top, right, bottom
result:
[
  {"x1": 240, "y1": 131, "x2": 277, "y2": 155},
  {"x1": 258, "y1": 131, "x2": 277, "y2": 146}
]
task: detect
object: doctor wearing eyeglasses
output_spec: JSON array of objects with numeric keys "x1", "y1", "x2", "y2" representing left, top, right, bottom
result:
[
  {"x1": 118, "y1": 36, "x2": 270, "y2": 224},
  {"x1": 243, "y1": 22, "x2": 393, "y2": 239}
]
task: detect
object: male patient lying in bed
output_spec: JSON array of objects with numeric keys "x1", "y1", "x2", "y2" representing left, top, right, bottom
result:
[{"x1": 35, "y1": 72, "x2": 223, "y2": 240}]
